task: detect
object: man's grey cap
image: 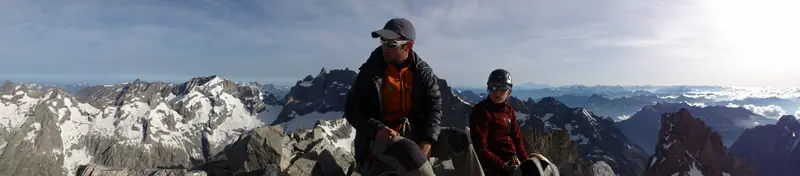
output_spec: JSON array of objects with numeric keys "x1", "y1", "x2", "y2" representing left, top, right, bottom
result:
[{"x1": 371, "y1": 18, "x2": 416, "y2": 41}]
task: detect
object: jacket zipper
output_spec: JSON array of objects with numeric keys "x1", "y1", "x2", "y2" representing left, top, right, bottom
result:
[
  {"x1": 374, "y1": 76, "x2": 383, "y2": 118},
  {"x1": 399, "y1": 72, "x2": 404, "y2": 113}
]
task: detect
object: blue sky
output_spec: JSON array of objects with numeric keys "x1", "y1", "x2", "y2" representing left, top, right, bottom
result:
[{"x1": 1, "y1": 0, "x2": 798, "y2": 87}]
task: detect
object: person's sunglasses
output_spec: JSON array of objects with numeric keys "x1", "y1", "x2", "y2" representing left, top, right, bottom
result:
[
  {"x1": 380, "y1": 39, "x2": 410, "y2": 48},
  {"x1": 488, "y1": 85, "x2": 511, "y2": 92}
]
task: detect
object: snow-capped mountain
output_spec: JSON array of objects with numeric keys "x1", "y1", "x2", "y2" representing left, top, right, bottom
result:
[
  {"x1": 0, "y1": 75, "x2": 288, "y2": 175},
  {"x1": 645, "y1": 109, "x2": 756, "y2": 176},
  {"x1": 509, "y1": 96, "x2": 650, "y2": 176},
  {"x1": 729, "y1": 115, "x2": 800, "y2": 176},
  {"x1": 616, "y1": 102, "x2": 776, "y2": 155}
]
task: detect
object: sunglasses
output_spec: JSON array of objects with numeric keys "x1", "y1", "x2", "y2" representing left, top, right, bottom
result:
[
  {"x1": 488, "y1": 85, "x2": 511, "y2": 92},
  {"x1": 380, "y1": 38, "x2": 410, "y2": 48}
]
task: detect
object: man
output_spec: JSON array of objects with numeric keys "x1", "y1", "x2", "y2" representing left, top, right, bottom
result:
[
  {"x1": 344, "y1": 18, "x2": 485, "y2": 176},
  {"x1": 469, "y1": 69, "x2": 559, "y2": 176}
]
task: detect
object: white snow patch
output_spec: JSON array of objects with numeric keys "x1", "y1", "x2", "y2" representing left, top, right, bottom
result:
[
  {"x1": 540, "y1": 113, "x2": 562, "y2": 131},
  {"x1": 206, "y1": 76, "x2": 224, "y2": 87},
  {"x1": 283, "y1": 111, "x2": 344, "y2": 132},
  {"x1": 649, "y1": 156, "x2": 658, "y2": 168},
  {"x1": 579, "y1": 109, "x2": 598, "y2": 126},
  {"x1": 25, "y1": 123, "x2": 42, "y2": 142},
  {"x1": 542, "y1": 113, "x2": 553, "y2": 121},
  {"x1": 63, "y1": 149, "x2": 93, "y2": 176},
  {"x1": 563, "y1": 123, "x2": 588, "y2": 145},
  {"x1": 78, "y1": 103, "x2": 100, "y2": 115},
  {"x1": 722, "y1": 173, "x2": 730, "y2": 176},
  {"x1": 687, "y1": 163, "x2": 704, "y2": 176},
  {"x1": 616, "y1": 115, "x2": 631, "y2": 122},
  {"x1": 165, "y1": 93, "x2": 177, "y2": 102},
  {"x1": 663, "y1": 140, "x2": 675, "y2": 150},
  {"x1": 515, "y1": 112, "x2": 529, "y2": 122},
  {"x1": 0, "y1": 139, "x2": 6, "y2": 151},
  {"x1": 299, "y1": 81, "x2": 313, "y2": 87}
]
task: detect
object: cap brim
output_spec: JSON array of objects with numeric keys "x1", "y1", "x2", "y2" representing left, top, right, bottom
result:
[{"x1": 371, "y1": 29, "x2": 401, "y2": 39}]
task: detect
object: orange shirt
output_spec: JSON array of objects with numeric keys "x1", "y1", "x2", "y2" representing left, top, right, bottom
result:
[{"x1": 381, "y1": 64, "x2": 413, "y2": 131}]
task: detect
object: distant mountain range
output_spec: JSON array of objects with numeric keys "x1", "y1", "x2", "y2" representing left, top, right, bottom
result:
[{"x1": 3, "y1": 68, "x2": 800, "y2": 175}]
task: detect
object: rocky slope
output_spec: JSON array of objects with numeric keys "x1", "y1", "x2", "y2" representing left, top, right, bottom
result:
[
  {"x1": 616, "y1": 102, "x2": 776, "y2": 155},
  {"x1": 522, "y1": 129, "x2": 615, "y2": 176},
  {"x1": 729, "y1": 115, "x2": 800, "y2": 176},
  {"x1": 645, "y1": 108, "x2": 756, "y2": 176},
  {"x1": 509, "y1": 96, "x2": 650, "y2": 176}
]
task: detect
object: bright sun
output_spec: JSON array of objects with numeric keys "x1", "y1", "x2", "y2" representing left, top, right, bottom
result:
[{"x1": 703, "y1": 0, "x2": 800, "y2": 72}]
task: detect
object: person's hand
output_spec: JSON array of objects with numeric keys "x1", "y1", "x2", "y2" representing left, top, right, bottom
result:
[
  {"x1": 375, "y1": 126, "x2": 399, "y2": 141},
  {"x1": 503, "y1": 163, "x2": 519, "y2": 174},
  {"x1": 512, "y1": 157, "x2": 522, "y2": 166},
  {"x1": 418, "y1": 142, "x2": 432, "y2": 158}
]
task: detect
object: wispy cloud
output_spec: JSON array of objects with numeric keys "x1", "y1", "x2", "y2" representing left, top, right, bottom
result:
[{"x1": 1, "y1": 0, "x2": 798, "y2": 86}]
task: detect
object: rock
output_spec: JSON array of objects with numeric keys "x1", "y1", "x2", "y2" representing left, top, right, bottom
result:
[
  {"x1": 729, "y1": 115, "x2": 800, "y2": 176},
  {"x1": 645, "y1": 108, "x2": 756, "y2": 176},
  {"x1": 511, "y1": 96, "x2": 648, "y2": 176},
  {"x1": 438, "y1": 79, "x2": 474, "y2": 129},
  {"x1": 590, "y1": 161, "x2": 614, "y2": 176},
  {"x1": 199, "y1": 125, "x2": 287, "y2": 175},
  {"x1": 76, "y1": 164, "x2": 200, "y2": 176}
]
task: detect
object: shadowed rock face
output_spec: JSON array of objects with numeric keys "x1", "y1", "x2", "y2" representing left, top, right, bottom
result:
[
  {"x1": 616, "y1": 102, "x2": 775, "y2": 155},
  {"x1": 645, "y1": 108, "x2": 756, "y2": 176},
  {"x1": 729, "y1": 115, "x2": 800, "y2": 176},
  {"x1": 509, "y1": 96, "x2": 649, "y2": 176}
]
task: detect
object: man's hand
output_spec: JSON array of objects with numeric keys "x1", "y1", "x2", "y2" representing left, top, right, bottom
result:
[
  {"x1": 375, "y1": 126, "x2": 399, "y2": 141},
  {"x1": 418, "y1": 141, "x2": 432, "y2": 158}
]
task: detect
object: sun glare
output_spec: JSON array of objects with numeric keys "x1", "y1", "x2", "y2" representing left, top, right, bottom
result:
[{"x1": 704, "y1": 0, "x2": 800, "y2": 71}]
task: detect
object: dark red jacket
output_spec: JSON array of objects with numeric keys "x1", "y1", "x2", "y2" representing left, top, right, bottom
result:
[{"x1": 469, "y1": 99, "x2": 527, "y2": 171}]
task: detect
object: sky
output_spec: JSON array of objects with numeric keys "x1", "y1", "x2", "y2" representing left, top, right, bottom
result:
[{"x1": 1, "y1": 0, "x2": 799, "y2": 87}]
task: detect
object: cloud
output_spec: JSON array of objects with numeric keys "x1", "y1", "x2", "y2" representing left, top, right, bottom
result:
[
  {"x1": 727, "y1": 103, "x2": 787, "y2": 119},
  {"x1": 684, "y1": 102, "x2": 707, "y2": 108},
  {"x1": 1, "y1": 0, "x2": 798, "y2": 86}
]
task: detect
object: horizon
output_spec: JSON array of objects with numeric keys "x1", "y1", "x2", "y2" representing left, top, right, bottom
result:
[
  {"x1": 4, "y1": 73, "x2": 800, "y2": 90},
  {"x1": 2, "y1": 0, "x2": 799, "y2": 87}
]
